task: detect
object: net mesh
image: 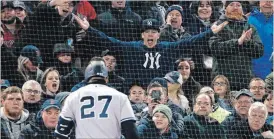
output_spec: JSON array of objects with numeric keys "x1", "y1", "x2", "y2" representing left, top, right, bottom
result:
[{"x1": 1, "y1": 0, "x2": 273, "y2": 139}]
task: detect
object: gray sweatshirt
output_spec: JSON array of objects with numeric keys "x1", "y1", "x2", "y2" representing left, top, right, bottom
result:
[{"x1": 0, "y1": 107, "x2": 29, "y2": 139}]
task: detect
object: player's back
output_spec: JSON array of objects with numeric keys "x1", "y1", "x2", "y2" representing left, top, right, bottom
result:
[{"x1": 63, "y1": 84, "x2": 135, "y2": 139}]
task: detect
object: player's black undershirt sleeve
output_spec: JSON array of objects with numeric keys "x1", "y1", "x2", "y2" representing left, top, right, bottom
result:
[{"x1": 121, "y1": 120, "x2": 140, "y2": 139}]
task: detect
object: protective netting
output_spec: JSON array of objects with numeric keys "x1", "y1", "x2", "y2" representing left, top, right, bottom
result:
[{"x1": 1, "y1": 0, "x2": 273, "y2": 139}]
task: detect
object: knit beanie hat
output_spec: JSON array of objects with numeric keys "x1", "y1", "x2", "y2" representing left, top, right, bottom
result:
[
  {"x1": 153, "y1": 104, "x2": 172, "y2": 123},
  {"x1": 165, "y1": 5, "x2": 184, "y2": 20},
  {"x1": 225, "y1": 1, "x2": 242, "y2": 8}
]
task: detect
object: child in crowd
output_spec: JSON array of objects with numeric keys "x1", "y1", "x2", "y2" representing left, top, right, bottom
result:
[{"x1": 128, "y1": 82, "x2": 147, "y2": 124}]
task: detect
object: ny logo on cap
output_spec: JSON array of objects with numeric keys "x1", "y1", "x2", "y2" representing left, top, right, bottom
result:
[
  {"x1": 36, "y1": 50, "x2": 41, "y2": 57},
  {"x1": 147, "y1": 20, "x2": 152, "y2": 26},
  {"x1": 50, "y1": 99, "x2": 55, "y2": 104}
]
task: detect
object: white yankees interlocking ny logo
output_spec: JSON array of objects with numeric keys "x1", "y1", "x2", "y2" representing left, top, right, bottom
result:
[
  {"x1": 147, "y1": 20, "x2": 152, "y2": 26},
  {"x1": 143, "y1": 52, "x2": 161, "y2": 69}
]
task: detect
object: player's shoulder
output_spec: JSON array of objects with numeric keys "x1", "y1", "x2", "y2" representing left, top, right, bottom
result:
[{"x1": 70, "y1": 84, "x2": 127, "y2": 98}]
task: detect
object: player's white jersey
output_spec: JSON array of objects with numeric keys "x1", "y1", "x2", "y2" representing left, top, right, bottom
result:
[{"x1": 60, "y1": 84, "x2": 135, "y2": 139}]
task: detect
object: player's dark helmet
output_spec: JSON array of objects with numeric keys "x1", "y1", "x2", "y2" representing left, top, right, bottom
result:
[{"x1": 84, "y1": 57, "x2": 108, "y2": 80}]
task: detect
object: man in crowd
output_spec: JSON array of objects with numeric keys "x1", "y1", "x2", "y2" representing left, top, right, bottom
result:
[
  {"x1": 101, "y1": 49, "x2": 125, "y2": 93},
  {"x1": 21, "y1": 80, "x2": 42, "y2": 121},
  {"x1": 199, "y1": 86, "x2": 231, "y2": 123},
  {"x1": 1, "y1": 86, "x2": 29, "y2": 139},
  {"x1": 249, "y1": 77, "x2": 266, "y2": 102},
  {"x1": 183, "y1": 92, "x2": 226, "y2": 138},
  {"x1": 222, "y1": 89, "x2": 254, "y2": 129},
  {"x1": 1, "y1": 1, "x2": 25, "y2": 83},
  {"x1": 20, "y1": 99, "x2": 62, "y2": 139},
  {"x1": 159, "y1": 5, "x2": 191, "y2": 41},
  {"x1": 209, "y1": 1, "x2": 263, "y2": 90}
]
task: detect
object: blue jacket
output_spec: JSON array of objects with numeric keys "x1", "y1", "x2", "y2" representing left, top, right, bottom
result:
[
  {"x1": 87, "y1": 27, "x2": 214, "y2": 87},
  {"x1": 248, "y1": 9, "x2": 273, "y2": 79}
]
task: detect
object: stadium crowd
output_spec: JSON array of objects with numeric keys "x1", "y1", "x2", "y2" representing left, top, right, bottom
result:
[{"x1": 0, "y1": 0, "x2": 273, "y2": 139}]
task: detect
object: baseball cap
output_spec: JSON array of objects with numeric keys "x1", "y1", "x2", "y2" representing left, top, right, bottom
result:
[
  {"x1": 150, "y1": 77, "x2": 168, "y2": 89},
  {"x1": 1, "y1": 1, "x2": 14, "y2": 9},
  {"x1": 153, "y1": 104, "x2": 172, "y2": 123},
  {"x1": 233, "y1": 89, "x2": 253, "y2": 99},
  {"x1": 41, "y1": 99, "x2": 61, "y2": 111},
  {"x1": 0, "y1": 79, "x2": 10, "y2": 89},
  {"x1": 164, "y1": 71, "x2": 183, "y2": 85},
  {"x1": 101, "y1": 49, "x2": 115, "y2": 57},
  {"x1": 142, "y1": 18, "x2": 161, "y2": 32},
  {"x1": 53, "y1": 43, "x2": 74, "y2": 56},
  {"x1": 20, "y1": 45, "x2": 43, "y2": 66},
  {"x1": 13, "y1": 0, "x2": 26, "y2": 10}
]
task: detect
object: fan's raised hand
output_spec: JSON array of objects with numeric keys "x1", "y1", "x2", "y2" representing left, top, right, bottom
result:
[{"x1": 73, "y1": 13, "x2": 90, "y2": 30}]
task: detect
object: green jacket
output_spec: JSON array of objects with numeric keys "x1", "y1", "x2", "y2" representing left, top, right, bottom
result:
[{"x1": 209, "y1": 15, "x2": 263, "y2": 90}]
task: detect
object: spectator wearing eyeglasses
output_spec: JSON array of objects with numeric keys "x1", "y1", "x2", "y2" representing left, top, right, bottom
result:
[
  {"x1": 199, "y1": 86, "x2": 231, "y2": 124},
  {"x1": 22, "y1": 80, "x2": 42, "y2": 122},
  {"x1": 183, "y1": 92, "x2": 227, "y2": 139},
  {"x1": 53, "y1": 43, "x2": 84, "y2": 91},
  {"x1": 175, "y1": 58, "x2": 201, "y2": 109},
  {"x1": 249, "y1": 77, "x2": 266, "y2": 102},
  {"x1": 222, "y1": 89, "x2": 254, "y2": 132},
  {"x1": 212, "y1": 75, "x2": 233, "y2": 112},
  {"x1": 263, "y1": 92, "x2": 274, "y2": 126}
]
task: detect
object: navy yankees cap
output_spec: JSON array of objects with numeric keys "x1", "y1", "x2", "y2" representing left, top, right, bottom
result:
[{"x1": 142, "y1": 18, "x2": 161, "y2": 32}]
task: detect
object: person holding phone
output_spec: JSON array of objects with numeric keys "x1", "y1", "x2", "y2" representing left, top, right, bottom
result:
[{"x1": 138, "y1": 82, "x2": 185, "y2": 138}]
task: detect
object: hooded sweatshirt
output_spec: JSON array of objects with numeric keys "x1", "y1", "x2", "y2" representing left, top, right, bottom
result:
[{"x1": 0, "y1": 107, "x2": 29, "y2": 139}]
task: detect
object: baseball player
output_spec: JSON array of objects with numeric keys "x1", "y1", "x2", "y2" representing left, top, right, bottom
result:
[{"x1": 54, "y1": 57, "x2": 139, "y2": 139}]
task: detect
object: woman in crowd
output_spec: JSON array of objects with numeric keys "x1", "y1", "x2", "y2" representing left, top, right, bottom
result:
[
  {"x1": 211, "y1": 75, "x2": 233, "y2": 112},
  {"x1": 40, "y1": 67, "x2": 60, "y2": 103},
  {"x1": 175, "y1": 58, "x2": 201, "y2": 108},
  {"x1": 186, "y1": 0, "x2": 219, "y2": 86},
  {"x1": 164, "y1": 71, "x2": 190, "y2": 113}
]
